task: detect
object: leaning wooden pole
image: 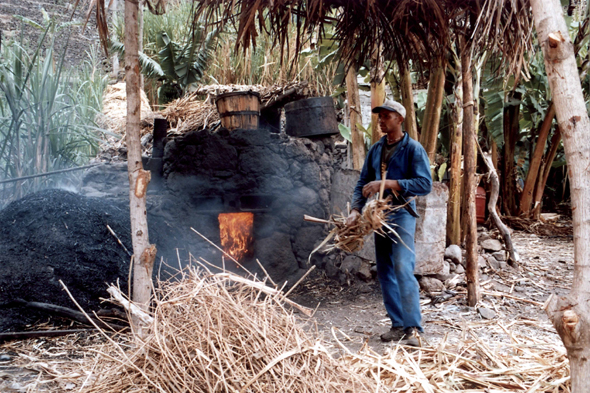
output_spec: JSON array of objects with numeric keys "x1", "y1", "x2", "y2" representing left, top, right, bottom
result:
[
  {"x1": 460, "y1": 37, "x2": 479, "y2": 307},
  {"x1": 346, "y1": 68, "x2": 365, "y2": 170},
  {"x1": 420, "y1": 63, "x2": 446, "y2": 159},
  {"x1": 370, "y1": 44, "x2": 386, "y2": 145},
  {"x1": 124, "y1": 0, "x2": 156, "y2": 318},
  {"x1": 447, "y1": 49, "x2": 463, "y2": 246},
  {"x1": 400, "y1": 62, "x2": 418, "y2": 140},
  {"x1": 519, "y1": 103, "x2": 556, "y2": 217},
  {"x1": 531, "y1": 1, "x2": 590, "y2": 391}
]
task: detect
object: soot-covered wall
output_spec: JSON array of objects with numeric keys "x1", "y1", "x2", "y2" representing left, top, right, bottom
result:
[{"x1": 163, "y1": 128, "x2": 335, "y2": 282}]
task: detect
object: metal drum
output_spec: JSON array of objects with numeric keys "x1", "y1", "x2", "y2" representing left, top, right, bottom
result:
[{"x1": 284, "y1": 96, "x2": 339, "y2": 138}]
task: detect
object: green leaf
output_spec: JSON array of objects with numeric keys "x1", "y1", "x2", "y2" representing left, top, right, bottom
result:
[
  {"x1": 437, "y1": 162, "x2": 447, "y2": 182},
  {"x1": 338, "y1": 123, "x2": 351, "y2": 143}
]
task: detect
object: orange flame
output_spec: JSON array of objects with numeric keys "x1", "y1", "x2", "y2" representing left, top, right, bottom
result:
[{"x1": 218, "y1": 212, "x2": 254, "y2": 262}]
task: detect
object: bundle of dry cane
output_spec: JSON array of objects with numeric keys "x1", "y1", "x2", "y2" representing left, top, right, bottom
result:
[
  {"x1": 79, "y1": 267, "x2": 377, "y2": 393},
  {"x1": 305, "y1": 173, "x2": 410, "y2": 255}
]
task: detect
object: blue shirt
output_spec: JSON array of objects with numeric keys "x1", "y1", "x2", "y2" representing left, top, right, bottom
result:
[{"x1": 352, "y1": 133, "x2": 432, "y2": 212}]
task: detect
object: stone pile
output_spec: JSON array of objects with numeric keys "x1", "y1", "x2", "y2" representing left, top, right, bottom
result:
[{"x1": 418, "y1": 226, "x2": 511, "y2": 294}]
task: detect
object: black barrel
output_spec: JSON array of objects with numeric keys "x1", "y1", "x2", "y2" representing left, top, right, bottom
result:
[{"x1": 284, "y1": 97, "x2": 339, "y2": 138}]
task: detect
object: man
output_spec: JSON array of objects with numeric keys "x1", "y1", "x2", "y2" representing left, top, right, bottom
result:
[{"x1": 347, "y1": 99, "x2": 432, "y2": 346}]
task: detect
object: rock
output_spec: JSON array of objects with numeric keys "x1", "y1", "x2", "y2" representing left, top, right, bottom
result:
[
  {"x1": 370, "y1": 265, "x2": 378, "y2": 276},
  {"x1": 481, "y1": 238, "x2": 503, "y2": 252},
  {"x1": 441, "y1": 260, "x2": 451, "y2": 275},
  {"x1": 419, "y1": 277, "x2": 444, "y2": 293},
  {"x1": 486, "y1": 255, "x2": 501, "y2": 270},
  {"x1": 255, "y1": 232, "x2": 300, "y2": 280},
  {"x1": 325, "y1": 260, "x2": 340, "y2": 279},
  {"x1": 499, "y1": 261, "x2": 508, "y2": 270},
  {"x1": 414, "y1": 182, "x2": 448, "y2": 275},
  {"x1": 454, "y1": 264, "x2": 465, "y2": 274},
  {"x1": 357, "y1": 261, "x2": 373, "y2": 282},
  {"x1": 478, "y1": 255, "x2": 487, "y2": 268},
  {"x1": 341, "y1": 255, "x2": 362, "y2": 275},
  {"x1": 291, "y1": 224, "x2": 326, "y2": 262},
  {"x1": 477, "y1": 307, "x2": 496, "y2": 320},
  {"x1": 478, "y1": 232, "x2": 492, "y2": 242},
  {"x1": 448, "y1": 261, "x2": 456, "y2": 272},
  {"x1": 0, "y1": 354, "x2": 11, "y2": 361},
  {"x1": 357, "y1": 283, "x2": 373, "y2": 293},
  {"x1": 444, "y1": 245, "x2": 462, "y2": 265},
  {"x1": 491, "y1": 281, "x2": 512, "y2": 293},
  {"x1": 434, "y1": 273, "x2": 454, "y2": 282},
  {"x1": 492, "y1": 251, "x2": 506, "y2": 261}
]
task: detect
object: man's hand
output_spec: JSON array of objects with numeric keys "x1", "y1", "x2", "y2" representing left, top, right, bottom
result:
[
  {"x1": 346, "y1": 209, "x2": 361, "y2": 226},
  {"x1": 362, "y1": 181, "x2": 382, "y2": 198},
  {"x1": 362, "y1": 179, "x2": 401, "y2": 198}
]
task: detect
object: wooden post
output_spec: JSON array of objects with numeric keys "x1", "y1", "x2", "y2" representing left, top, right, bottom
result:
[
  {"x1": 420, "y1": 63, "x2": 446, "y2": 160},
  {"x1": 370, "y1": 44, "x2": 386, "y2": 144},
  {"x1": 346, "y1": 68, "x2": 365, "y2": 170},
  {"x1": 531, "y1": 1, "x2": 590, "y2": 390},
  {"x1": 447, "y1": 49, "x2": 463, "y2": 246},
  {"x1": 400, "y1": 62, "x2": 418, "y2": 140},
  {"x1": 519, "y1": 103, "x2": 556, "y2": 216},
  {"x1": 460, "y1": 36, "x2": 479, "y2": 307},
  {"x1": 124, "y1": 0, "x2": 156, "y2": 321}
]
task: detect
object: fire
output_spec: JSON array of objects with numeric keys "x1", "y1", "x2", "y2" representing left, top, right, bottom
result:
[{"x1": 218, "y1": 212, "x2": 254, "y2": 262}]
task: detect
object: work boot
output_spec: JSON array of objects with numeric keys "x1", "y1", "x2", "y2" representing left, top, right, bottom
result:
[
  {"x1": 380, "y1": 327, "x2": 404, "y2": 342},
  {"x1": 401, "y1": 327, "x2": 421, "y2": 347}
]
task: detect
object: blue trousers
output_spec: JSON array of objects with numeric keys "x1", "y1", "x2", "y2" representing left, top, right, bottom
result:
[{"x1": 375, "y1": 209, "x2": 423, "y2": 332}]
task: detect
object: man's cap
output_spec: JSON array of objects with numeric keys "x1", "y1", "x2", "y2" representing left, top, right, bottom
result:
[{"x1": 372, "y1": 99, "x2": 406, "y2": 118}]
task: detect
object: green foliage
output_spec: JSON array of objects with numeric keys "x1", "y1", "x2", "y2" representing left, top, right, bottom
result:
[
  {"x1": 112, "y1": 4, "x2": 219, "y2": 104},
  {"x1": 337, "y1": 122, "x2": 372, "y2": 152},
  {"x1": 481, "y1": 62, "x2": 505, "y2": 148},
  {"x1": 0, "y1": 20, "x2": 108, "y2": 203}
]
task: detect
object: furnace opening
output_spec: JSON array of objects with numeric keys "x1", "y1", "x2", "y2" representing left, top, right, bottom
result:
[{"x1": 218, "y1": 212, "x2": 254, "y2": 262}]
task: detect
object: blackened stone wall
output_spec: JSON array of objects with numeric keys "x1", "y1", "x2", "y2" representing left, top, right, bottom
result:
[{"x1": 163, "y1": 128, "x2": 335, "y2": 282}]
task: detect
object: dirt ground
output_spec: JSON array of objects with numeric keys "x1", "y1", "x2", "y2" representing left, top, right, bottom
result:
[
  {"x1": 292, "y1": 230, "x2": 572, "y2": 355},
  {"x1": 0, "y1": 229, "x2": 574, "y2": 392}
]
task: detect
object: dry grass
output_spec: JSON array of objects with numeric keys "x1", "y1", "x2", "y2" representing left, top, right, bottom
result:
[
  {"x1": 99, "y1": 82, "x2": 155, "y2": 137},
  {"x1": 160, "y1": 80, "x2": 314, "y2": 134},
  {"x1": 76, "y1": 268, "x2": 377, "y2": 392},
  {"x1": 306, "y1": 193, "x2": 411, "y2": 255},
  {"x1": 338, "y1": 328, "x2": 570, "y2": 392},
  {"x1": 0, "y1": 268, "x2": 571, "y2": 392}
]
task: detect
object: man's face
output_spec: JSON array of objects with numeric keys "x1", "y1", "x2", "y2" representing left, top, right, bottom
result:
[{"x1": 378, "y1": 110, "x2": 403, "y2": 133}]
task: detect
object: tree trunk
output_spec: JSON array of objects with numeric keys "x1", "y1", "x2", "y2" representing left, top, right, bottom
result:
[
  {"x1": 447, "y1": 51, "x2": 463, "y2": 246},
  {"x1": 531, "y1": 1, "x2": 590, "y2": 391},
  {"x1": 138, "y1": 1, "x2": 144, "y2": 89},
  {"x1": 346, "y1": 68, "x2": 365, "y2": 170},
  {"x1": 460, "y1": 36, "x2": 479, "y2": 307},
  {"x1": 532, "y1": 127, "x2": 562, "y2": 219},
  {"x1": 370, "y1": 45, "x2": 386, "y2": 145},
  {"x1": 124, "y1": 0, "x2": 156, "y2": 318},
  {"x1": 400, "y1": 62, "x2": 418, "y2": 140},
  {"x1": 479, "y1": 148, "x2": 519, "y2": 264},
  {"x1": 491, "y1": 139, "x2": 499, "y2": 172},
  {"x1": 519, "y1": 103, "x2": 556, "y2": 216},
  {"x1": 420, "y1": 63, "x2": 446, "y2": 160},
  {"x1": 501, "y1": 92, "x2": 521, "y2": 216}
]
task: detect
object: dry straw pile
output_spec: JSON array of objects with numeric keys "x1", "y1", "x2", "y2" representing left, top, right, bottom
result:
[
  {"x1": 161, "y1": 81, "x2": 313, "y2": 135},
  {"x1": 80, "y1": 268, "x2": 377, "y2": 392},
  {"x1": 342, "y1": 332, "x2": 570, "y2": 392},
  {"x1": 99, "y1": 82, "x2": 154, "y2": 136}
]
